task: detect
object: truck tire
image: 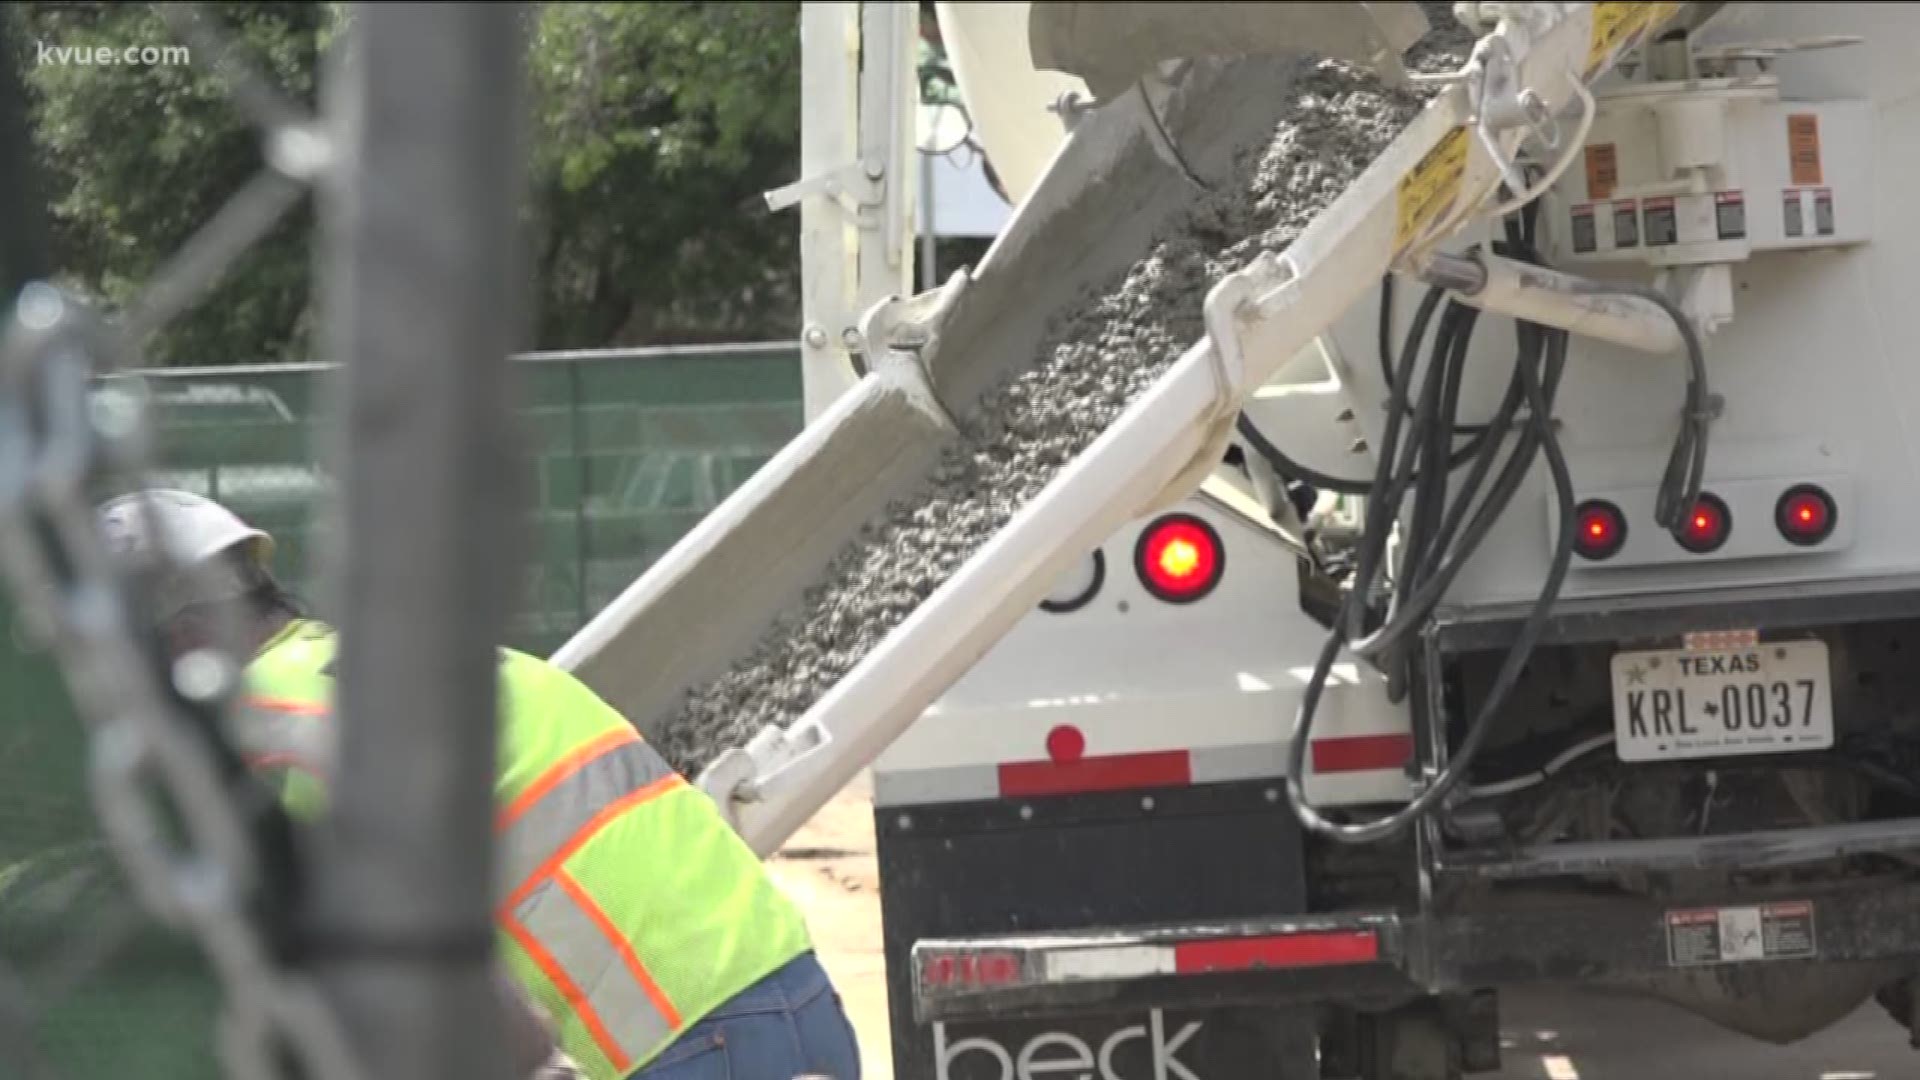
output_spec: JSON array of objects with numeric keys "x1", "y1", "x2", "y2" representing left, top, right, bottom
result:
[
  {"x1": 1875, "y1": 976, "x2": 1920, "y2": 1047},
  {"x1": 1264, "y1": 1005, "x2": 1325, "y2": 1079},
  {"x1": 1357, "y1": 1001, "x2": 1462, "y2": 1080},
  {"x1": 1318, "y1": 1009, "x2": 1360, "y2": 1079}
]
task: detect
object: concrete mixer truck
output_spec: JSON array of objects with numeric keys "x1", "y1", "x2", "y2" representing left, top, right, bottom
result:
[{"x1": 552, "y1": 3, "x2": 1920, "y2": 1076}]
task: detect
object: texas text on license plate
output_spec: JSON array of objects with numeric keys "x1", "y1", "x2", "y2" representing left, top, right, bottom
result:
[{"x1": 1609, "y1": 640, "x2": 1834, "y2": 763}]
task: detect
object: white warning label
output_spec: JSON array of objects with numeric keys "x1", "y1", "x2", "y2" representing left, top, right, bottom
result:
[{"x1": 1666, "y1": 901, "x2": 1817, "y2": 967}]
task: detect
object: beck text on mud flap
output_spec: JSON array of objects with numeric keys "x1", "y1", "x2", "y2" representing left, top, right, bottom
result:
[{"x1": 934, "y1": 1010, "x2": 1203, "y2": 1080}]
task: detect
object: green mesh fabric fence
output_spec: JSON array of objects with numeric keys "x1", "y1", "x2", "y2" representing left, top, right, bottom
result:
[{"x1": 0, "y1": 344, "x2": 802, "y2": 1077}]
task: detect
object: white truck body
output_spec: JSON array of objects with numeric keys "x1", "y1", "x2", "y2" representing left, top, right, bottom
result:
[{"x1": 553, "y1": 3, "x2": 1920, "y2": 1075}]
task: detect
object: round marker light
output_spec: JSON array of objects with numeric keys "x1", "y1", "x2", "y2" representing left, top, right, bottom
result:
[
  {"x1": 1573, "y1": 500, "x2": 1628, "y2": 561},
  {"x1": 1135, "y1": 514, "x2": 1224, "y2": 603},
  {"x1": 1677, "y1": 492, "x2": 1732, "y2": 554},
  {"x1": 1776, "y1": 484, "x2": 1837, "y2": 546}
]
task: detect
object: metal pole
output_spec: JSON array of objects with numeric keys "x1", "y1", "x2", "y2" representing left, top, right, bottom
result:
[
  {"x1": 919, "y1": 153, "x2": 938, "y2": 291},
  {"x1": 309, "y1": 5, "x2": 529, "y2": 1078},
  {"x1": 0, "y1": 18, "x2": 50, "y2": 296},
  {"x1": 569, "y1": 359, "x2": 590, "y2": 631},
  {"x1": 796, "y1": 2, "x2": 861, "y2": 419}
]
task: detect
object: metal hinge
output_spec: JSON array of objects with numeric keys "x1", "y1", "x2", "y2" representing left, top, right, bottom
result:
[{"x1": 762, "y1": 157, "x2": 885, "y2": 217}]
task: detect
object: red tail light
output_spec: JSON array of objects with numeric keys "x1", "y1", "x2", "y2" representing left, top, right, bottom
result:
[
  {"x1": 920, "y1": 950, "x2": 1021, "y2": 990},
  {"x1": 1573, "y1": 500, "x2": 1628, "y2": 561},
  {"x1": 1776, "y1": 484, "x2": 1837, "y2": 546},
  {"x1": 1677, "y1": 493, "x2": 1732, "y2": 553},
  {"x1": 1136, "y1": 514, "x2": 1224, "y2": 603}
]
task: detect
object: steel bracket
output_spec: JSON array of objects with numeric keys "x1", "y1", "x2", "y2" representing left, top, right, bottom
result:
[{"x1": 763, "y1": 157, "x2": 885, "y2": 218}]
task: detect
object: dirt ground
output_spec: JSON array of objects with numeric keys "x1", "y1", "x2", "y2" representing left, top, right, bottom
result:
[{"x1": 766, "y1": 770, "x2": 896, "y2": 1080}]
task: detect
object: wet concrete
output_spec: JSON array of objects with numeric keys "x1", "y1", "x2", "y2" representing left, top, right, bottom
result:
[{"x1": 661, "y1": 8, "x2": 1475, "y2": 774}]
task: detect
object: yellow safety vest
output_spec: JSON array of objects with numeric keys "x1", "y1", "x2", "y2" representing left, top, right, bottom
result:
[{"x1": 231, "y1": 619, "x2": 815, "y2": 1080}]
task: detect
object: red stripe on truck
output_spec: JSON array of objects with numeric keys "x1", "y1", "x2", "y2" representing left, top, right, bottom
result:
[
  {"x1": 1173, "y1": 931, "x2": 1380, "y2": 973},
  {"x1": 1311, "y1": 734, "x2": 1413, "y2": 773},
  {"x1": 998, "y1": 750, "x2": 1191, "y2": 797}
]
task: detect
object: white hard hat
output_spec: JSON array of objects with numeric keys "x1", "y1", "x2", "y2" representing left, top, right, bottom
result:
[
  {"x1": 95, "y1": 489, "x2": 276, "y2": 618},
  {"x1": 96, "y1": 488, "x2": 275, "y2": 570}
]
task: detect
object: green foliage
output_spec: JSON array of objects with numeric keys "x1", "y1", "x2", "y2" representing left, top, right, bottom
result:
[
  {"x1": 11, "y1": 2, "x2": 326, "y2": 365},
  {"x1": 526, "y1": 2, "x2": 802, "y2": 347},
  {"x1": 6, "y1": 0, "x2": 804, "y2": 363}
]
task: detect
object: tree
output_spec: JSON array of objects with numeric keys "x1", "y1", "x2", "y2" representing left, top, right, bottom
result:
[
  {"x1": 526, "y1": 2, "x2": 802, "y2": 347},
  {"x1": 6, "y1": 1, "x2": 804, "y2": 363},
  {"x1": 10, "y1": 1, "x2": 327, "y2": 365}
]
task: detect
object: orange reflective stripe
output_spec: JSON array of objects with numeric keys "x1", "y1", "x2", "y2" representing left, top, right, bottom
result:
[
  {"x1": 242, "y1": 694, "x2": 330, "y2": 717},
  {"x1": 555, "y1": 869, "x2": 682, "y2": 1030},
  {"x1": 504, "y1": 912, "x2": 631, "y2": 1074},
  {"x1": 493, "y1": 734, "x2": 690, "y2": 1071},
  {"x1": 498, "y1": 727, "x2": 639, "y2": 831},
  {"x1": 244, "y1": 752, "x2": 325, "y2": 780},
  {"x1": 500, "y1": 774, "x2": 684, "y2": 914},
  {"x1": 496, "y1": 739, "x2": 678, "y2": 901},
  {"x1": 232, "y1": 696, "x2": 335, "y2": 779}
]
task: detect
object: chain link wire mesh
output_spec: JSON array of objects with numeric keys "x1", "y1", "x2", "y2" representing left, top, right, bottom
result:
[
  {"x1": 0, "y1": 3, "x2": 803, "y2": 1072},
  {"x1": 0, "y1": 3, "x2": 361, "y2": 1075},
  {"x1": 0, "y1": 4, "x2": 642, "y2": 1077},
  {"x1": 0, "y1": 343, "x2": 802, "y2": 1079}
]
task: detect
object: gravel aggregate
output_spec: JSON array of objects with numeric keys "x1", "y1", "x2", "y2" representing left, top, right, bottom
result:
[{"x1": 659, "y1": 9, "x2": 1476, "y2": 775}]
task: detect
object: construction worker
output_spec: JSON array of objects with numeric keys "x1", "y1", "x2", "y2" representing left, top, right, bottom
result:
[{"x1": 95, "y1": 489, "x2": 863, "y2": 1080}]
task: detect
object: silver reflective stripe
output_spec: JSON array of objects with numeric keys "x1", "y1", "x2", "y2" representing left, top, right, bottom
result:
[
  {"x1": 497, "y1": 738, "x2": 677, "y2": 900},
  {"x1": 229, "y1": 699, "x2": 337, "y2": 776},
  {"x1": 872, "y1": 763, "x2": 999, "y2": 807},
  {"x1": 514, "y1": 876, "x2": 675, "y2": 1066}
]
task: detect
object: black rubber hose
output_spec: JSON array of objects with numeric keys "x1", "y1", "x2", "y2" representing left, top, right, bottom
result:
[
  {"x1": 1286, "y1": 324, "x2": 1577, "y2": 843},
  {"x1": 1413, "y1": 321, "x2": 1527, "y2": 585},
  {"x1": 1337, "y1": 285, "x2": 1447, "y2": 642},
  {"x1": 1377, "y1": 273, "x2": 1396, "y2": 389},
  {"x1": 1234, "y1": 414, "x2": 1375, "y2": 496},
  {"x1": 1377, "y1": 300, "x2": 1479, "y2": 687},
  {"x1": 1356, "y1": 213, "x2": 1554, "y2": 656},
  {"x1": 1375, "y1": 300, "x2": 1474, "y2": 697},
  {"x1": 1279, "y1": 195, "x2": 1614, "y2": 845},
  {"x1": 1238, "y1": 283, "x2": 1447, "y2": 500},
  {"x1": 1361, "y1": 300, "x2": 1524, "y2": 662},
  {"x1": 1286, "y1": 195, "x2": 1564, "y2": 829},
  {"x1": 1564, "y1": 278, "x2": 1713, "y2": 536},
  {"x1": 1404, "y1": 303, "x2": 1478, "y2": 582},
  {"x1": 1351, "y1": 328, "x2": 1563, "y2": 661}
]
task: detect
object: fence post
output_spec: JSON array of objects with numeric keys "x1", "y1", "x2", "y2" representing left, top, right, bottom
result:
[
  {"x1": 568, "y1": 358, "x2": 590, "y2": 630},
  {"x1": 307, "y1": 5, "x2": 530, "y2": 1078},
  {"x1": 0, "y1": 20, "x2": 48, "y2": 298}
]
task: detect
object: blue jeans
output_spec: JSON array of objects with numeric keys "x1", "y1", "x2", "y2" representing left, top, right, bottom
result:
[{"x1": 631, "y1": 951, "x2": 862, "y2": 1080}]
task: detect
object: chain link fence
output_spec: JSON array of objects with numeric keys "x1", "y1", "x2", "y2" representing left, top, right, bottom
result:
[
  {"x1": 132, "y1": 344, "x2": 803, "y2": 654},
  {"x1": 0, "y1": 342, "x2": 801, "y2": 1078},
  {"x1": 0, "y1": 4, "x2": 819, "y2": 1072}
]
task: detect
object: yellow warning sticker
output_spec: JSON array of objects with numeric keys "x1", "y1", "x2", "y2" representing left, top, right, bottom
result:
[
  {"x1": 1395, "y1": 127, "x2": 1470, "y2": 250},
  {"x1": 1586, "y1": 2, "x2": 1683, "y2": 76},
  {"x1": 1585, "y1": 143, "x2": 1619, "y2": 201},
  {"x1": 1788, "y1": 113, "x2": 1823, "y2": 187}
]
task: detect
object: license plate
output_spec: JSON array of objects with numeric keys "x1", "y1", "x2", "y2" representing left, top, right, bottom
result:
[{"x1": 1610, "y1": 640, "x2": 1833, "y2": 762}]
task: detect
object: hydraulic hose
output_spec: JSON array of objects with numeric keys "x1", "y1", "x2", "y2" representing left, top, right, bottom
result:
[
  {"x1": 1286, "y1": 324, "x2": 1576, "y2": 843},
  {"x1": 1281, "y1": 197, "x2": 1710, "y2": 844},
  {"x1": 1565, "y1": 278, "x2": 1713, "y2": 537}
]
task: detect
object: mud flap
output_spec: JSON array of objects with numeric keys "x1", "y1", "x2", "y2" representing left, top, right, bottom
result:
[{"x1": 1355, "y1": 999, "x2": 1462, "y2": 1080}]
